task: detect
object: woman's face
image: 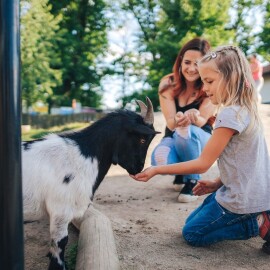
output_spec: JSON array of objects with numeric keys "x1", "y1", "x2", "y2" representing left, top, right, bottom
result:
[{"x1": 181, "y1": 50, "x2": 203, "y2": 83}]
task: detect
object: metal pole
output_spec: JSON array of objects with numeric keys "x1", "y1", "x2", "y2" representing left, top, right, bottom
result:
[{"x1": 0, "y1": 0, "x2": 24, "y2": 269}]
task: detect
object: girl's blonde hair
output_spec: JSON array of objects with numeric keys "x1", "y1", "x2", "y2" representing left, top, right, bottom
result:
[{"x1": 199, "y1": 45, "x2": 262, "y2": 132}]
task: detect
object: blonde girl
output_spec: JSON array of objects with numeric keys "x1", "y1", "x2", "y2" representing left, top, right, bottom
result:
[{"x1": 130, "y1": 45, "x2": 270, "y2": 254}]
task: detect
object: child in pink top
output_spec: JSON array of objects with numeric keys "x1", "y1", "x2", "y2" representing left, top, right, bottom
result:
[{"x1": 249, "y1": 54, "x2": 264, "y2": 103}]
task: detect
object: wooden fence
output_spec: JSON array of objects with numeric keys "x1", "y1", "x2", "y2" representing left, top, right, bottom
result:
[{"x1": 22, "y1": 112, "x2": 105, "y2": 129}]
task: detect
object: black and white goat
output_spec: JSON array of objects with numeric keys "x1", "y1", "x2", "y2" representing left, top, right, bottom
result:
[{"x1": 22, "y1": 97, "x2": 158, "y2": 270}]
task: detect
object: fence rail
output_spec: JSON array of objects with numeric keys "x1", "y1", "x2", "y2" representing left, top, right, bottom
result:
[{"x1": 22, "y1": 112, "x2": 105, "y2": 129}]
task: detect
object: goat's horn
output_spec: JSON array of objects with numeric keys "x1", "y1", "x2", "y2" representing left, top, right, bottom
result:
[
  {"x1": 136, "y1": 97, "x2": 154, "y2": 125},
  {"x1": 143, "y1": 97, "x2": 154, "y2": 125},
  {"x1": 136, "y1": 100, "x2": 147, "y2": 119}
]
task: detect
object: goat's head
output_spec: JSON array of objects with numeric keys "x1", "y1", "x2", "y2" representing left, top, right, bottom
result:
[{"x1": 112, "y1": 97, "x2": 160, "y2": 175}]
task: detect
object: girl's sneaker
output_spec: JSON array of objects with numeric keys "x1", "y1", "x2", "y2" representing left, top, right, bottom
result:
[
  {"x1": 259, "y1": 212, "x2": 270, "y2": 255},
  {"x1": 262, "y1": 242, "x2": 270, "y2": 255},
  {"x1": 259, "y1": 212, "x2": 270, "y2": 241},
  {"x1": 177, "y1": 180, "x2": 198, "y2": 203}
]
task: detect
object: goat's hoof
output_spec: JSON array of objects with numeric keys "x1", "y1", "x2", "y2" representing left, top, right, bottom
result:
[
  {"x1": 262, "y1": 241, "x2": 270, "y2": 255},
  {"x1": 48, "y1": 257, "x2": 67, "y2": 270}
]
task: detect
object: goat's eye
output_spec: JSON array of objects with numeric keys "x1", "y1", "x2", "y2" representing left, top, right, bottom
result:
[{"x1": 140, "y1": 138, "x2": 146, "y2": 144}]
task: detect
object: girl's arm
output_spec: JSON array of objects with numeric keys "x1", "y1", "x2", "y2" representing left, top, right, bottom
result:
[{"x1": 130, "y1": 127, "x2": 236, "y2": 182}]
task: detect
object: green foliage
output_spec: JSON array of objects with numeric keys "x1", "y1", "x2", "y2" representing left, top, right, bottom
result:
[
  {"x1": 258, "y1": 1, "x2": 270, "y2": 61},
  {"x1": 228, "y1": 0, "x2": 265, "y2": 54},
  {"x1": 21, "y1": 0, "x2": 62, "y2": 110},
  {"x1": 48, "y1": 0, "x2": 109, "y2": 108},
  {"x1": 66, "y1": 243, "x2": 78, "y2": 270}
]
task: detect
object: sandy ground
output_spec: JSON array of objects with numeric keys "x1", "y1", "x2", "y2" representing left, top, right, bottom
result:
[{"x1": 24, "y1": 104, "x2": 270, "y2": 269}]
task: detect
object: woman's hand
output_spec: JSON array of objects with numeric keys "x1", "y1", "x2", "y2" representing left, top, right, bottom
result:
[
  {"x1": 174, "y1": 111, "x2": 191, "y2": 127},
  {"x1": 130, "y1": 166, "x2": 157, "y2": 182},
  {"x1": 192, "y1": 178, "x2": 222, "y2": 196},
  {"x1": 184, "y1": 109, "x2": 200, "y2": 124}
]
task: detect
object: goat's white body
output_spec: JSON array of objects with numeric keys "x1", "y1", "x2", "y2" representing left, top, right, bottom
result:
[{"x1": 23, "y1": 134, "x2": 98, "y2": 227}]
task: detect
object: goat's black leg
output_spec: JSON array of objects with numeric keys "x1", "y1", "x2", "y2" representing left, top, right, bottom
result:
[
  {"x1": 48, "y1": 216, "x2": 69, "y2": 270},
  {"x1": 47, "y1": 236, "x2": 68, "y2": 270}
]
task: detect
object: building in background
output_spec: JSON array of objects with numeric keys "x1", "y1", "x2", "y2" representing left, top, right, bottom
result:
[{"x1": 262, "y1": 65, "x2": 270, "y2": 104}]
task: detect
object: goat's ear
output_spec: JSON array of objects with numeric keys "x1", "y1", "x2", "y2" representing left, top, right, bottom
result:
[{"x1": 128, "y1": 124, "x2": 161, "y2": 135}]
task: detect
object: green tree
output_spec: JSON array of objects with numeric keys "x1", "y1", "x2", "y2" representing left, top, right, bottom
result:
[
  {"x1": 258, "y1": 0, "x2": 270, "y2": 61},
  {"x1": 101, "y1": 3, "x2": 153, "y2": 108},
  {"x1": 21, "y1": 0, "x2": 62, "y2": 111},
  {"x1": 48, "y1": 0, "x2": 109, "y2": 108},
  {"x1": 228, "y1": 0, "x2": 264, "y2": 54},
  {"x1": 117, "y1": 0, "x2": 164, "y2": 110}
]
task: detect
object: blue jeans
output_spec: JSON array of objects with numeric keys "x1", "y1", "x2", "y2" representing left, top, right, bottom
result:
[
  {"x1": 151, "y1": 125, "x2": 211, "y2": 182},
  {"x1": 182, "y1": 193, "x2": 259, "y2": 247}
]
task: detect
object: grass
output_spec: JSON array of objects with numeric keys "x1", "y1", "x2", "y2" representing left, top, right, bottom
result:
[
  {"x1": 22, "y1": 122, "x2": 89, "y2": 141},
  {"x1": 66, "y1": 243, "x2": 78, "y2": 270}
]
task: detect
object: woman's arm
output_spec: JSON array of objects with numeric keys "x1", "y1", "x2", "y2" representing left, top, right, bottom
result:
[
  {"x1": 159, "y1": 84, "x2": 177, "y2": 131},
  {"x1": 130, "y1": 127, "x2": 236, "y2": 182},
  {"x1": 189, "y1": 97, "x2": 216, "y2": 128}
]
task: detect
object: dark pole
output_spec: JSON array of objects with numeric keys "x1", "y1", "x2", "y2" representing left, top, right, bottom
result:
[{"x1": 0, "y1": 0, "x2": 24, "y2": 269}]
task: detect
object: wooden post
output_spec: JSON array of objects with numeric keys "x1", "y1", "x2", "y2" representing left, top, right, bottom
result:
[{"x1": 75, "y1": 205, "x2": 120, "y2": 270}]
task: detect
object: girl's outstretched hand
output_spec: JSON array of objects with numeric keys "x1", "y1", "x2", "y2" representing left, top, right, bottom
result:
[
  {"x1": 130, "y1": 166, "x2": 156, "y2": 182},
  {"x1": 192, "y1": 178, "x2": 222, "y2": 196}
]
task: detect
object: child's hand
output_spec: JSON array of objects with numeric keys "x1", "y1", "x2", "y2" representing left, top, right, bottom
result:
[
  {"x1": 130, "y1": 166, "x2": 156, "y2": 182},
  {"x1": 192, "y1": 179, "x2": 220, "y2": 196},
  {"x1": 184, "y1": 109, "x2": 200, "y2": 124}
]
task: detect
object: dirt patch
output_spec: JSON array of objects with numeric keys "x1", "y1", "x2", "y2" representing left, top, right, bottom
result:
[{"x1": 24, "y1": 105, "x2": 270, "y2": 269}]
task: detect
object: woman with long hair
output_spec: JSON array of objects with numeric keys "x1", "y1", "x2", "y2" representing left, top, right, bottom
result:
[{"x1": 151, "y1": 38, "x2": 216, "y2": 203}]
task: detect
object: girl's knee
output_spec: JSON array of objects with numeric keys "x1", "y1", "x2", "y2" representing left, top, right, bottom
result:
[
  {"x1": 182, "y1": 224, "x2": 192, "y2": 243},
  {"x1": 182, "y1": 224, "x2": 202, "y2": 247}
]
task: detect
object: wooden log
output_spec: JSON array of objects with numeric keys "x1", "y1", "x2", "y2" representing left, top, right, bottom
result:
[{"x1": 75, "y1": 205, "x2": 120, "y2": 270}]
